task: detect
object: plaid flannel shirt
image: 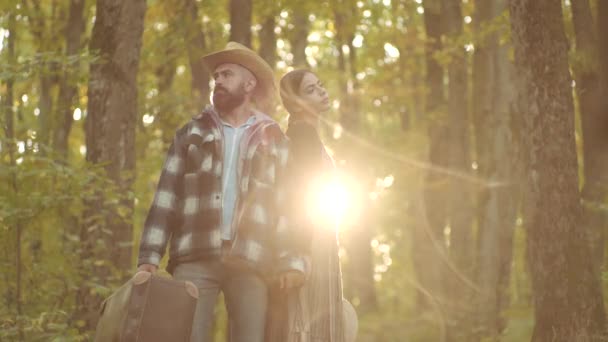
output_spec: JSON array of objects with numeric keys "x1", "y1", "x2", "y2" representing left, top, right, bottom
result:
[{"x1": 138, "y1": 106, "x2": 305, "y2": 276}]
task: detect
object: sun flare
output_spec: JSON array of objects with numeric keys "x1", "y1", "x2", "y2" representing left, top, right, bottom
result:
[{"x1": 306, "y1": 173, "x2": 359, "y2": 229}]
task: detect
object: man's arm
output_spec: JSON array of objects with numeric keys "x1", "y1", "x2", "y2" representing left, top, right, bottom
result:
[{"x1": 137, "y1": 134, "x2": 185, "y2": 272}]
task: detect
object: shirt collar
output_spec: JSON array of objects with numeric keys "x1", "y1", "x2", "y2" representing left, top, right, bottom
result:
[{"x1": 220, "y1": 114, "x2": 256, "y2": 129}]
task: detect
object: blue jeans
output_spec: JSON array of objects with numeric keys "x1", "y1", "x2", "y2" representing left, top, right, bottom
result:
[{"x1": 173, "y1": 259, "x2": 268, "y2": 342}]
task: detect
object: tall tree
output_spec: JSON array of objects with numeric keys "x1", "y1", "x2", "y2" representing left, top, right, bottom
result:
[
  {"x1": 78, "y1": 0, "x2": 147, "y2": 330},
  {"x1": 508, "y1": 0, "x2": 606, "y2": 340},
  {"x1": 597, "y1": 0, "x2": 608, "y2": 221},
  {"x1": 416, "y1": 0, "x2": 449, "y2": 312},
  {"x1": 229, "y1": 0, "x2": 252, "y2": 47},
  {"x1": 473, "y1": 0, "x2": 519, "y2": 338},
  {"x1": 24, "y1": 0, "x2": 61, "y2": 150},
  {"x1": 3, "y1": 10, "x2": 25, "y2": 342},
  {"x1": 289, "y1": 6, "x2": 310, "y2": 68},
  {"x1": 332, "y1": 0, "x2": 360, "y2": 131},
  {"x1": 54, "y1": 0, "x2": 87, "y2": 159},
  {"x1": 258, "y1": 1, "x2": 278, "y2": 69},
  {"x1": 599, "y1": 0, "x2": 608, "y2": 90},
  {"x1": 86, "y1": 0, "x2": 146, "y2": 270},
  {"x1": 571, "y1": 0, "x2": 608, "y2": 276},
  {"x1": 183, "y1": 0, "x2": 210, "y2": 108},
  {"x1": 441, "y1": 0, "x2": 475, "y2": 338}
]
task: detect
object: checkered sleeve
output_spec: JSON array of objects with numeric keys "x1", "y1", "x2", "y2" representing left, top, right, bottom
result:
[
  {"x1": 274, "y1": 136, "x2": 307, "y2": 275},
  {"x1": 137, "y1": 133, "x2": 185, "y2": 267}
]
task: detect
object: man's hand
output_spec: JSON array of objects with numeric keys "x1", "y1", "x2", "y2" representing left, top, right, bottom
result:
[
  {"x1": 278, "y1": 271, "x2": 305, "y2": 290},
  {"x1": 137, "y1": 263, "x2": 158, "y2": 274}
]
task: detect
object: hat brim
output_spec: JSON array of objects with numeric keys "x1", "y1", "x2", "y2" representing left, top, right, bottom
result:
[{"x1": 202, "y1": 49, "x2": 276, "y2": 99}]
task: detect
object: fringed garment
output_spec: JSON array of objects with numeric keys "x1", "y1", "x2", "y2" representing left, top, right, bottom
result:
[{"x1": 266, "y1": 120, "x2": 345, "y2": 342}]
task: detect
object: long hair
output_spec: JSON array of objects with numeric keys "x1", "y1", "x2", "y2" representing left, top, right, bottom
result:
[{"x1": 280, "y1": 69, "x2": 318, "y2": 127}]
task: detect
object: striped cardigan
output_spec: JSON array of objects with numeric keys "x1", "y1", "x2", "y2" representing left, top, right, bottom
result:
[{"x1": 137, "y1": 106, "x2": 305, "y2": 276}]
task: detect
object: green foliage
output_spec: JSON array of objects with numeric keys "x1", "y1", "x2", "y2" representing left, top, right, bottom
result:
[{"x1": 0, "y1": 138, "x2": 132, "y2": 340}]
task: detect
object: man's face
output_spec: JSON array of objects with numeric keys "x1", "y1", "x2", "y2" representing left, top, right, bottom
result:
[{"x1": 212, "y1": 64, "x2": 253, "y2": 112}]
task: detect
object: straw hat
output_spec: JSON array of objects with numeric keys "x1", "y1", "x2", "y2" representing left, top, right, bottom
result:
[{"x1": 202, "y1": 41, "x2": 276, "y2": 109}]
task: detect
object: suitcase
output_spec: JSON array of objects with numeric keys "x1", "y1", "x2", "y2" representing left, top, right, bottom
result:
[{"x1": 94, "y1": 271, "x2": 199, "y2": 342}]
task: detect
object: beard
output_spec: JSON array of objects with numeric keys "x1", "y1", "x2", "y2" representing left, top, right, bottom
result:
[{"x1": 213, "y1": 85, "x2": 246, "y2": 112}]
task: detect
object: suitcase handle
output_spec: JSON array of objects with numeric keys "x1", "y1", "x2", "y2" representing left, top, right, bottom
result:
[
  {"x1": 98, "y1": 271, "x2": 153, "y2": 315},
  {"x1": 135, "y1": 271, "x2": 199, "y2": 299}
]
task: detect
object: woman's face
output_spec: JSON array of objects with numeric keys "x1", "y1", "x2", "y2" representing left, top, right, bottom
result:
[{"x1": 298, "y1": 72, "x2": 331, "y2": 113}]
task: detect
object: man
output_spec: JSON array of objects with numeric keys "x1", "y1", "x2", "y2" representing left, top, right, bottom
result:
[{"x1": 137, "y1": 42, "x2": 305, "y2": 342}]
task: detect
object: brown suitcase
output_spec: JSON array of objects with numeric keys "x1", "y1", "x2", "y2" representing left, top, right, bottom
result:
[{"x1": 94, "y1": 271, "x2": 199, "y2": 342}]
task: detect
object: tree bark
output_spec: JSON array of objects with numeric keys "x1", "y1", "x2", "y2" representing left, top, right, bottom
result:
[
  {"x1": 259, "y1": 9, "x2": 277, "y2": 69},
  {"x1": 473, "y1": 0, "x2": 519, "y2": 339},
  {"x1": 79, "y1": 0, "x2": 146, "y2": 331},
  {"x1": 25, "y1": 0, "x2": 61, "y2": 151},
  {"x1": 416, "y1": 0, "x2": 449, "y2": 313},
  {"x1": 54, "y1": 0, "x2": 86, "y2": 159},
  {"x1": 86, "y1": 0, "x2": 145, "y2": 267},
  {"x1": 442, "y1": 0, "x2": 475, "y2": 338},
  {"x1": 183, "y1": 0, "x2": 210, "y2": 108},
  {"x1": 508, "y1": 0, "x2": 606, "y2": 340},
  {"x1": 442, "y1": 0, "x2": 472, "y2": 266},
  {"x1": 332, "y1": 1, "x2": 359, "y2": 131},
  {"x1": 290, "y1": 10, "x2": 310, "y2": 68},
  {"x1": 3, "y1": 11, "x2": 25, "y2": 342},
  {"x1": 229, "y1": 0, "x2": 252, "y2": 47},
  {"x1": 571, "y1": 0, "x2": 608, "y2": 278},
  {"x1": 599, "y1": 0, "x2": 608, "y2": 91},
  {"x1": 38, "y1": 76, "x2": 55, "y2": 149}
]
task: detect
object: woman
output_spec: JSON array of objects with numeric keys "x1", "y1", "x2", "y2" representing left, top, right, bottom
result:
[{"x1": 266, "y1": 69, "x2": 357, "y2": 342}]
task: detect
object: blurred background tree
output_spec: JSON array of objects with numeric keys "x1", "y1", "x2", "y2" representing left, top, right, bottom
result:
[{"x1": 1, "y1": 0, "x2": 607, "y2": 341}]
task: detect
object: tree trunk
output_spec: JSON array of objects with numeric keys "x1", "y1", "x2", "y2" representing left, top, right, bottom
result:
[
  {"x1": 333, "y1": 2, "x2": 359, "y2": 131},
  {"x1": 416, "y1": 0, "x2": 448, "y2": 313},
  {"x1": 155, "y1": 46, "x2": 177, "y2": 97},
  {"x1": 54, "y1": 0, "x2": 86, "y2": 159},
  {"x1": 229, "y1": 0, "x2": 252, "y2": 47},
  {"x1": 26, "y1": 0, "x2": 58, "y2": 151},
  {"x1": 78, "y1": 0, "x2": 146, "y2": 331},
  {"x1": 473, "y1": 0, "x2": 519, "y2": 339},
  {"x1": 3, "y1": 11, "x2": 25, "y2": 342},
  {"x1": 38, "y1": 75, "x2": 55, "y2": 149},
  {"x1": 442, "y1": 0, "x2": 474, "y2": 338},
  {"x1": 599, "y1": 0, "x2": 608, "y2": 91},
  {"x1": 571, "y1": 0, "x2": 608, "y2": 279},
  {"x1": 442, "y1": 0, "x2": 472, "y2": 268},
  {"x1": 508, "y1": 0, "x2": 606, "y2": 340},
  {"x1": 259, "y1": 9, "x2": 277, "y2": 69},
  {"x1": 86, "y1": 0, "x2": 145, "y2": 269},
  {"x1": 183, "y1": 0, "x2": 210, "y2": 108},
  {"x1": 290, "y1": 10, "x2": 309, "y2": 68}
]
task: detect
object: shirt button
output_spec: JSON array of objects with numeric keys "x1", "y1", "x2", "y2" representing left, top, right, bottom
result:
[{"x1": 215, "y1": 195, "x2": 220, "y2": 199}]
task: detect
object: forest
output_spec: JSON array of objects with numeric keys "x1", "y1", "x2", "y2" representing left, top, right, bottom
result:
[{"x1": 1, "y1": 0, "x2": 608, "y2": 341}]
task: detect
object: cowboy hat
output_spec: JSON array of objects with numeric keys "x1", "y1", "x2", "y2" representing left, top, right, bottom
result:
[{"x1": 202, "y1": 42, "x2": 276, "y2": 104}]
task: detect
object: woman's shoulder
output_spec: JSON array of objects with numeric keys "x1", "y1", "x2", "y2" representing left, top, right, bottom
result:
[
  {"x1": 287, "y1": 122, "x2": 324, "y2": 160},
  {"x1": 286, "y1": 121, "x2": 319, "y2": 141}
]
